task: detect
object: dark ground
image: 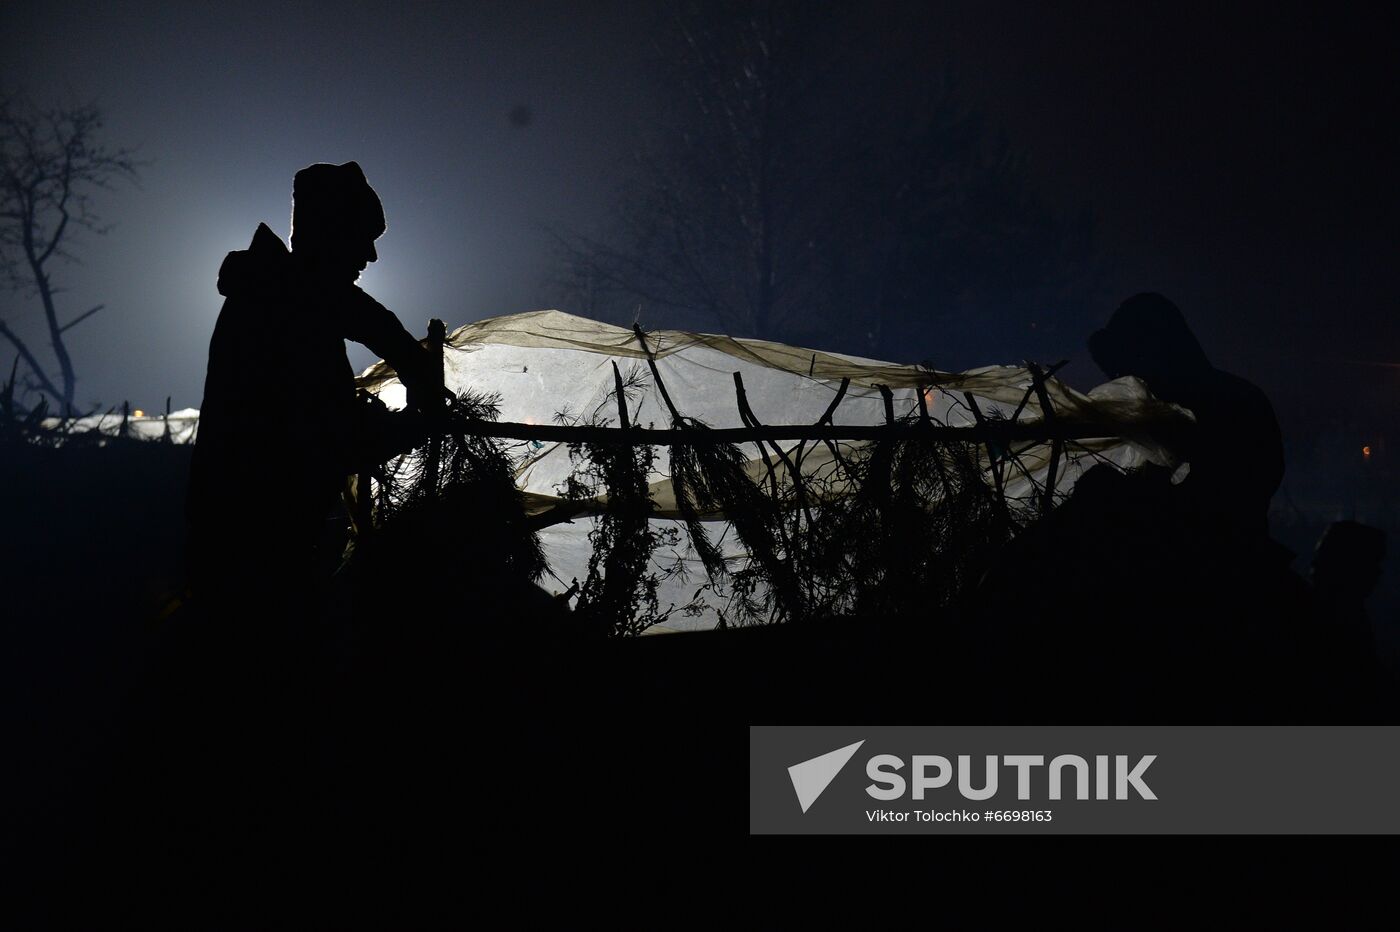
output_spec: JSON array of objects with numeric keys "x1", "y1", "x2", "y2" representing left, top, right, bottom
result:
[{"x1": 3, "y1": 437, "x2": 1396, "y2": 922}]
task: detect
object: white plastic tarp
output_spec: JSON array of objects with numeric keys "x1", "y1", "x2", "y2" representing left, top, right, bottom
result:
[{"x1": 358, "y1": 310, "x2": 1189, "y2": 631}]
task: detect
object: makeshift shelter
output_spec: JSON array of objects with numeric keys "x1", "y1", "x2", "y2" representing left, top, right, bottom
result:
[
  {"x1": 355, "y1": 309, "x2": 1192, "y2": 631},
  {"x1": 37, "y1": 310, "x2": 1193, "y2": 631}
]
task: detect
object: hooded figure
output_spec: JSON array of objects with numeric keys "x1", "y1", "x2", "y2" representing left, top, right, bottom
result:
[
  {"x1": 1089, "y1": 292, "x2": 1284, "y2": 539},
  {"x1": 187, "y1": 161, "x2": 434, "y2": 604}
]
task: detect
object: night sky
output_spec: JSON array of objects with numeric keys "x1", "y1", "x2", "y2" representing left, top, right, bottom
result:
[{"x1": 3, "y1": 1, "x2": 1396, "y2": 454}]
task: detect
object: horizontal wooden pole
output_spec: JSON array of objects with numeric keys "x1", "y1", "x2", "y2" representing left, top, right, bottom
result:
[{"x1": 453, "y1": 417, "x2": 1141, "y2": 446}]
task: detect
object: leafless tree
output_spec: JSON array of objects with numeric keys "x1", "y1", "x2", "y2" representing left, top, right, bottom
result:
[
  {"x1": 553, "y1": 1, "x2": 1097, "y2": 362},
  {"x1": 0, "y1": 91, "x2": 141, "y2": 416}
]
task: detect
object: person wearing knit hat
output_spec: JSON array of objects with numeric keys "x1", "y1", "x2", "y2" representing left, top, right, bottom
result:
[
  {"x1": 188, "y1": 160, "x2": 436, "y2": 618},
  {"x1": 290, "y1": 160, "x2": 386, "y2": 280}
]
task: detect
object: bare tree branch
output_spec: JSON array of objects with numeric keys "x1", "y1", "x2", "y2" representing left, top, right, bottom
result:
[
  {"x1": 0, "y1": 316, "x2": 64, "y2": 403},
  {"x1": 0, "y1": 91, "x2": 143, "y2": 414},
  {"x1": 58, "y1": 303, "x2": 104, "y2": 333}
]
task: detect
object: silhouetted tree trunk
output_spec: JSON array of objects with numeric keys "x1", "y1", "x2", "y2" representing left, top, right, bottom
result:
[{"x1": 0, "y1": 92, "x2": 141, "y2": 415}]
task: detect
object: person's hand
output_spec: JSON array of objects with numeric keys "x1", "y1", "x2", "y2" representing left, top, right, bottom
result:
[
  {"x1": 405, "y1": 382, "x2": 453, "y2": 419},
  {"x1": 388, "y1": 408, "x2": 431, "y2": 455},
  {"x1": 353, "y1": 406, "x2": 430, "y2": 467}
]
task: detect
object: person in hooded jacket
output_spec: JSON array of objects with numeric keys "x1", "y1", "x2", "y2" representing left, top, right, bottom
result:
[
  {"x1": 186, "y1": 161, "x2": 437, "y2": 613},
  {"x1": 1088, "y1": 292, "x2": 1285, "y2": 541}
]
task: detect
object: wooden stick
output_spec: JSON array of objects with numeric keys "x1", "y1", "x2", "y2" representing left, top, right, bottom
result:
[
  {"x1": 733, "y1": 373, "x2": 794, "y2": 555},
  {"x1": 1008, "y1": 359, "x2": 1069, "y2": 426},
  {"x1": 1027, "y1": 361, "x2": 1062, "y2": 515},
  {"x1": 735, "y1": 372, "x2": 815, "y2": 530},
  {"x1": 805, "y1": 376, "x2": 851, "y2": 475},
  {"x1": 964, "y1": 391, "x2": 1007, "y2": 520},
  {"x1": 446, "y1": 417, "x2": 1130, "y2": 446},
  {"x1": 633, "y1": 323, "x2": 684, "y2": 425},
  {"x1": 611, "y1": 361, "x2": 630, "y2": 430},
  {"x1": 733, "y1": 372, "x2": 781, "y2": 497},
  {"x1": 424, "y1": 318, "x2": 447, "y2": 490}
]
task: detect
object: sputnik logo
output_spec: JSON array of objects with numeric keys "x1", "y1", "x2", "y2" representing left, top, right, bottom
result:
[{"x1": 788, "y1": 740, "x2": 866, "y2": 813}]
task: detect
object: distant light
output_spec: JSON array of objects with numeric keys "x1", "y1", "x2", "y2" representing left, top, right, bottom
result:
[
  {"x1": 132, "y1": 409, "x2": 145, "y2": 418},
  {"x1": 1363, "y1": 445, "x2": 1372, "y2": 458}
]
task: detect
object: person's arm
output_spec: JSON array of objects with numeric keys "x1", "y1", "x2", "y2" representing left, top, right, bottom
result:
[{"x1": 341, "y1": 286, "x2": 438, "y2": 413}]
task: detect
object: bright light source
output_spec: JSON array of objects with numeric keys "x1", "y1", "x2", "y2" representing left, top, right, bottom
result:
[
  {"x1": 132, "y1": 409, "x2": 145, "y2": 417},
  {"x1": 1363, "y1": 445, "x2": 1372, "y2": 458}
]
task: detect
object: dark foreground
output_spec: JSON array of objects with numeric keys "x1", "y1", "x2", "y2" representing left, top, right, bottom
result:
[
  {"x1": 10, "y1": 583, "x2": 1397, "y2": 924},
  {"x1": 4, "y1": 440, "x2": 1397, "y2": 923}
]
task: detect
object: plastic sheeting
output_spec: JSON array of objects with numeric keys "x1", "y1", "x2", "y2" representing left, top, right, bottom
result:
[
  {"x1": 359, "y1": 310, "x2": 1192, "y2": 631},
  {"x1": 38, "y1": 408, "x2": 202, "y2": 444}
]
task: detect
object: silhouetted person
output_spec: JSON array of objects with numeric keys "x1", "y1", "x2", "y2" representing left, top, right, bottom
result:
[
  {"x1": 972, "y1": 293, "x2": 1305, "y2": 720},
  {"x1": 187, "y1": 161, "x2": 435, "y2": 619},
  {"x1": 1310, "y1": 520, "x2": 1386, "y2": 714},
  {"x1": 1089, "y1": 292, "x2": 1284, "y2": 541},
  {"x1": 152, "y1": 162, "x2": 441, "y2": 890}
]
